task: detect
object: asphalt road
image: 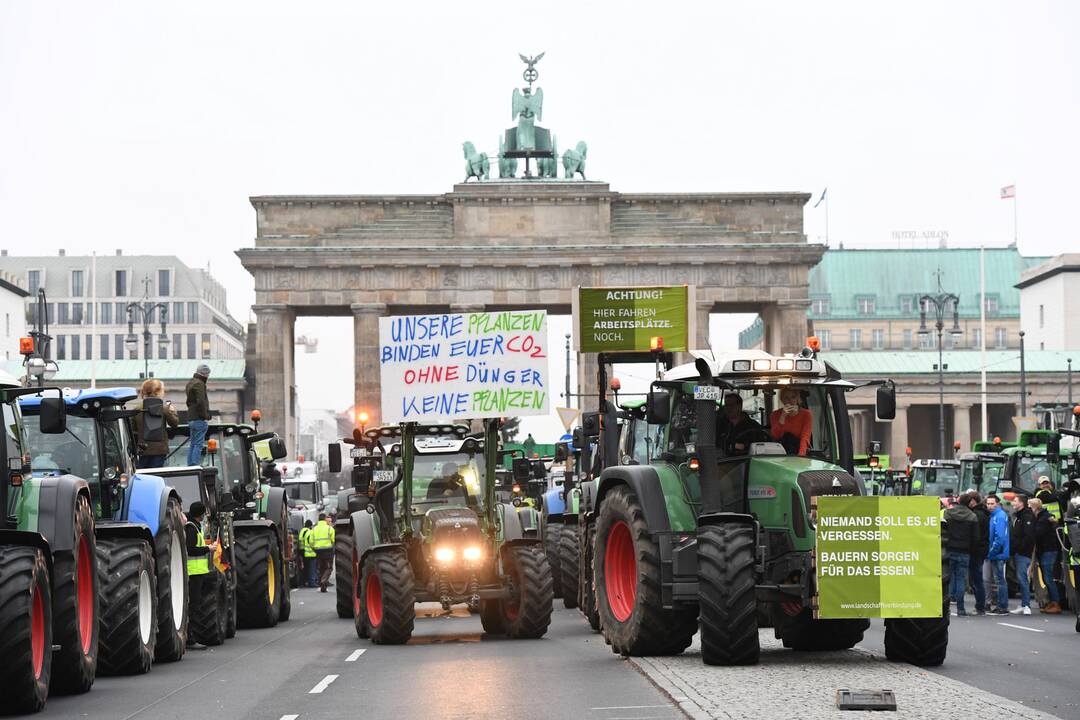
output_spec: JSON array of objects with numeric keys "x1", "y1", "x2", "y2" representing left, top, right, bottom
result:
[
  {"x1": 859, "y1": 604, "x2": 1080, "y2": 719},
  {"x1": 22, "y1": 589, "x2": 680, "y2": 720}
]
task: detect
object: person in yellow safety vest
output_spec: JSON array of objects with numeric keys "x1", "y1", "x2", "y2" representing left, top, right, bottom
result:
[
  {"x1": 311, "y1": 513, "x2": 336, "y2": 592},
  {"x1": 185, "y1": 501, "x2": 215, "y2": 646},
  {"x1": 298, "y1": 520, "x2": 318, "y2": 588}
]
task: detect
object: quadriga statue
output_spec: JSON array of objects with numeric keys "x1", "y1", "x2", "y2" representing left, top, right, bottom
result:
[
  {"x1": 563, "y1": 141, "x2": 587, "y2": 180},
  {"x1": 462, "y1": 141, "x2": 490, "y2": 182}
]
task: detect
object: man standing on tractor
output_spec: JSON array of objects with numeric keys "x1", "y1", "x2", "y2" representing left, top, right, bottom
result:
[
  {"x1": 299, "y1": 519, "x2": 317, "y2": 588},
  {"x1": 185, "y1": 364, "x2": 212, "y2": 466},
  {"x1": 312, "y1": 513, "x2": 335, "y2": 592},
  {"x1": 185, "y1": 501, "x2": 214, "y2": 645}
]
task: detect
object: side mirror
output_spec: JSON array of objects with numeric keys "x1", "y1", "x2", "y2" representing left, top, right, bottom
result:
[
  {"x1": 1048, "y1": 434, "x2": 1061, "y2": 459},
  {"x1": 512, "y1": 457, "x2": 531, "y2": 482},
  {"x1": 531, "y1": 459, "x2": 546, "y2": 480},
  {"x1": 268, "y1": 436, "x2": 288, "y2": 460},
  {"x1": 646, "y1": 390, "x2": 670, "y2": 425},
  {"x1": 142, "y1": 397, "x2": 165, "y2": 443},
  {"x1": 973, "y1": 463, "x2": 984, "y2": 479},
  {"x1": 554, "y1": 443, "x2": 568, "y2": 463},
  {"x1": 38, "y1": 397, "x2": 67, "y2": 434},
  {"x1": 876, "y1": 383, "x2": 896, "y2": 421},
  {"x1": 581, "y1": 411, "x2": 601, "y2": 439},
  {"x1": 328, "y1": 443, "x2": 342, "y2": 473},
  {"x1": 571, "y1": 427, "x2": 586, "y2": 451}
]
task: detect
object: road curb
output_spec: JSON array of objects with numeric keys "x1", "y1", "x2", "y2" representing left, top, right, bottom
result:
[{"x1": 627, "y1": 655, "x2": 712, "y2": 720}]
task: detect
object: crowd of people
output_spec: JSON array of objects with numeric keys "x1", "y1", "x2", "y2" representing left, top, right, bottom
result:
[{"x1": 943, "y1": 489, "x2": 1064, "y2": 616}]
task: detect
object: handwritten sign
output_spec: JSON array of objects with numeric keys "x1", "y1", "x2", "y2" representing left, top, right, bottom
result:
[{"x1": 379, "y1": 310, "x2": 549, "y2": 424}]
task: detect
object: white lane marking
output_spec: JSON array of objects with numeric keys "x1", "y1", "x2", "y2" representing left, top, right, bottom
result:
[
  {"x1": 345, "y1": 648, "x2": 366, "y2": 662},
  {"x1": 308, "y1": 674, "x2": 339, "y2": 693},
  {"x1": 997, "y1": 622, "x2": 1045, "y2": 633},
  {"x1": 592, "y1": 706, "x2": 672, "y2": 711},
  {"x1": 280, "y1": 715, "x2": 299, "y2": 720}
]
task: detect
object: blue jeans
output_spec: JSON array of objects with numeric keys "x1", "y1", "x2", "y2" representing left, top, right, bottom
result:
[
  {"x1": 968, "y1": 555, "x2": 986, "y2": 611},
  {"x1": 990, "y1": 559, "x2": 1009, "y2": 611},
  {"x1": 948, "y1": 552, "x2": 970, "y2": 612},
  {"x1": 187, "y1": 420, "x2": 209, "y2": 466},
  {"x1": 1015, "y1": 554, "x2": 1032, "y2": 608},
  {"x1": 1038, "y1": 550, "x2": 1061, "y2": 603},
  {"x1": 305, "y1": 556, "x2": 318, "y2": 587}
]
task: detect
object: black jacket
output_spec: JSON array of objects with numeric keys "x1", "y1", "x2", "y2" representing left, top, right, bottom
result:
[
  {"x1": 1034, "y1": 509, "x2": 1058, "y2": 554},
  {"x1": 185, "y1": 521, "x2": 210, "y2": 557},
  {"x1": 943, "y1": 504, "x2": 979, "y2": 554},
  {"x1": 1011, "y1": 506, "x2": 1036, "y2": 557},
  {"x1": 185, "y1": 374, "x2": 211, "y2": 421},
  {"x1": 970, "y1": 504, "x2": 991, "y2": 560}
]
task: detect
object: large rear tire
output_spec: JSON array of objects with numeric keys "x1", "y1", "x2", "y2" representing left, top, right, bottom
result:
[
  {"x1": 51, "y1": 494, "x2": 99, "y2": 694},
  {"x1": 544, "y1": 521, "x2": 563, "y2": 599},
  {"x1": 780, "y1": 609, "x2": 867, "y2": 651},
  {"x1": 595, "y1": 486, "x2": 696, "y2": 656},
  {"x1": 360, "y1": 548, "x2": 414, "y2": 644},
  {"x1": 479, "y1": 599, "x2": 506, "y2": 635},
  {"x1": 335, "y1": 535, "x2": 356, "y2": 619},
  {"x1": 699, "y1": 523, "x2": 760, "y2": 665},
  {"x1": 225, "y1": 580, "x2": 236, "y2": 639},
  {"x1": 189, "y1": 573, "x2": 227, "y2": 646},
  {"x1": 884, "y1": 616, "x2": 949, "y2": 666},
  {"x1": 235, "y1": 529, "x2": 282, "y2": 629},
  {"x1": 502, "y1": 545, "x2": 553, "y2": 639},
  {"x1": 581, "y1": 522, "x2": 601, "y2": 632},
  {"x1": 154, "y1": 497, "x2": 188, "y2": 662},
  {"x1": 96, "y1": 537, "x2": 157, "y2": 676},
  {"x1": 559, "y1": 524, "x2": 579, "y2": 609},
  {"x1": 0, "y1": 545, "x2": 53, "y2": 713}
]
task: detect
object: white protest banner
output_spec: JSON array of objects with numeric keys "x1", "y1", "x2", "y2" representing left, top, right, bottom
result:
[{"x1": 379, "y1": 310, "x2": 549, "y2": 424}]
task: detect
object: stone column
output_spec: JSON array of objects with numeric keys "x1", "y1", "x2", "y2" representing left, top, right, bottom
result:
[
  {"x1": 695, "y1": 302, "x2": 712, "y2": 352},
  {"x1": 253, "y1": 304, "x2": 296, "y2": 450},
  {"x1": 352, "y1": 303, "x2": 387, "y2": 426},
  {"x1": 889, "y1": 402, "x2": 910, "y2": 465},
  {"x1": 578, "y1": 353, "x2": 600, "y2": 411},
  {"x1": 953, "y1": 403, "x2": 972, "y2": 456},
  {"x1": 763, "y1": 302, "x2": 810, "y2": 355}
]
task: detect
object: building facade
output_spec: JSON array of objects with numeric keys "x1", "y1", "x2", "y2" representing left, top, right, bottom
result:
[
  {"x1": 0, "y1": 251, "x2": 245, "y2": 364},
  {"x1": 1018, "y1": 253, "x2": 1080, "y2": 351},
  {"x1": 0, "y1": 271, "x2": 29, "y2": 361}
]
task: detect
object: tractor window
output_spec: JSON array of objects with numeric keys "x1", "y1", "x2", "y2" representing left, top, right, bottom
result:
[
  {"x1": 288, "y1": 482, "x2": 318, "y2": 503},
  {"x1": 4, "y1": 403, "x2": 24, "y2": 463},
  {"x1": 26, "y1": 414, "x2": 101, "y2": 482},
  {"x1": 911, "y1": 466, "x2": 961, "y2": 497},
  {"x1": 1011, "y1": 456, "x2": 1057, "y2": 494},
  {"x1": 411, "y1": 452, "x2": 486, "y2": 509},
  {"x1": 218, "y1": 434, "x2": 247, "y2": 487},
  {"x1": 168, "y1": 471, "x2": 204, "y2": 509}
]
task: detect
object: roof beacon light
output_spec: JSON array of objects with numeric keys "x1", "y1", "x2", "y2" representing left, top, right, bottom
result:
[
  {"x1": 207, "y1": 438, "x2": 218, "y2": 454},
  {"x1": 806, "y1": 336, "x2": 821, "y2": 352},
  {"x1": 650, "y1": 336, "x2": 663, "y2": 351},
  {"x1": 18, "y1": 337, "x2": 34, "y2": 355},
  {"x1": 610, "y1": 377, "x2": 622, "y2": 392}
]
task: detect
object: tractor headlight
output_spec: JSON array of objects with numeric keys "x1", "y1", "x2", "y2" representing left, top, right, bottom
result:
[
  {"x1": 462, "y1": 546, "x2": 482, "y2": 562},
  {"x1": 434, "y1": 546, "x2": 455, "y2": 564}
]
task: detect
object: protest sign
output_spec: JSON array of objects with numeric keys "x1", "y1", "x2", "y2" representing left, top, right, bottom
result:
[
  {"x1": 573, "y1": 286, "x2": 693, "y2": 353},
  {"x1": 379, "y1": 310, "x2": 549, "y2": 424},
  {"x1": 816, "y1": 496, "x2": 942, "y2": 619}
]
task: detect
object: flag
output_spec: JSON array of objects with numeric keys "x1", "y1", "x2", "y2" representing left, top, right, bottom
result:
[
  {"x1": 1000, "y1": 185, "x2": 1015, "y2": 199},
  {"x1": 814, "y1": 187, "x2": 828, "y2": 208}
]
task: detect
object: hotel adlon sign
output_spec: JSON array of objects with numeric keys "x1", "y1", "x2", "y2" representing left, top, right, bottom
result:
[{"x1": 573, "y1": 286, "x2": 694, "y2": 353}]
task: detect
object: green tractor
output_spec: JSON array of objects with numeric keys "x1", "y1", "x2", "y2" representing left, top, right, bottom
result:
[
  {"x1": 166, "y1": 420, "x2": 292, "y2": 628},
  {"x1": 585, "y1": 350, "x2": 949, "y2": 666},
  {"x1": 337, "y1": 420, "x2": 553, "y2": 644},
  {"x1": 0, "y1": 374, "x2": 98, "y2": 712}
]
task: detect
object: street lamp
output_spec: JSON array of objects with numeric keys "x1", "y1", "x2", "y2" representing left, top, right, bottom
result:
[
  {"x1": 1019, "y1": 330, "x2": 1027, "y2": 417},
  {"x1": 564, "y1": 333, "x2": 572, "y2": 409},
  {"x1": 126, "y1": 276, "x2": 169, "y2": 379},
  {"x1": 918, "y1": 277, "x2": 962, "y2": 458}
]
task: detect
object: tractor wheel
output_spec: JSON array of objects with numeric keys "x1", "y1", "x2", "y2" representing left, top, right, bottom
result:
[
  {"x1": 581, "y1": 522, "x2": 600, "y2": 632},
  {"x1": 699, "y1": 523, "x2": 760, "y2": 665},
  {"x1": 96, "y1": 537, "x2": 157, "y2": 675},
  {"x1": 153, "y1": 496, "x2": 188, "y2": 662},
  {"x1": 360, "y1": 548, "x2": 414, "y2": 644},
  {"x1": 0, "y1": 545, "x2": 53, "y2": 713},
  {"x1": 479, "y1": 599, "x2": 506, "y2": 635},
  {"x1": 594, "y1": 486, "x2": 696, "y2": 656},
  {"x1": 544, "y1": 522, "x2": 563, "y2": 599},
  {"x1": 225, "y1": 581, "x2": 237, "y2": 639},
  {"x1": 780, "y1": 609, "x2": 867, "y2": 651},
  {"x1": 502, "y1": 545, "x2": 553, "y2": 639},
  {"x1": 189, "y1": 573, "x2": 227, "y2": 646},
  {"x1": 279, "y1": 570, "x2": 292, "y2": 623},
  {"x1": 884, "y1": 616, "x2": 949, "y2": 666},
  {"x1": 51, "y1": 493, "x2": 99, "y2": 694},
  {"x1": 559, "y1": 524, "x2": 579, "y2": 610},
  {"x1": 336, "y1": 536, "x2": 356, "y2": 619},
  {"x1": 288, "y1": 533, "x2": 300, "y2": 589},
  {"x1": 235, "y1": 529, "x2": 282, "y2": 629}
]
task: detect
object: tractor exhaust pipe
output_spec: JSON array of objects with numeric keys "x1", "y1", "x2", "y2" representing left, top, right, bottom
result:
[{"x1": 694, "y1": 358, "x2": 723, "y2": 515}]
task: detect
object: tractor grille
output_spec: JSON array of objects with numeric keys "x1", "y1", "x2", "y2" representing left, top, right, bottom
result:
[
  {"x1": 425, "y1": 507, "x2": 480, "y2": 532},
  {"x1": 796, "y1": 469, "x2": 860, "y2": 506}
]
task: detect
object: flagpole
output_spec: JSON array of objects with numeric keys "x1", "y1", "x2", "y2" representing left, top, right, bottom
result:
[
  {"x1": 90, "y1": 251, "x2": 97, "y2": 388},
  {"x1": 980, "y1": 243, "x2": 987, "y2": 440},
  {"x1": 825, "y1": 191, "x2": 830, "y2": 246},
  {"x1": 1013, "y1": 189, "x2": 1019, "y2": 246}
]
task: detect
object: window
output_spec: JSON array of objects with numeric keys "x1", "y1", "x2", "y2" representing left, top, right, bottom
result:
[
  {"x1": 100, "y1": 334, "x2": 110, "y2": 360},
  {"x1": 187, "y1": 302, "x2": 199, "y2": 324},
  {"x1": 173, "y1": 333, "x2": 182, "y2": 359},
  {"x1": 71, "y1": 270, "x2": 84, "y2": 297},
  {"x1": 944, "y1": 332, "x2": 955, "y2": 350},
  {"x1": 115, "y1": 270, "x2": 128, "y2": 296},
  {"x1": 158, "y1": 269, "x2": 171, "y2": 297},
  {"x1": 995, "y1": 328, "x2": 1007, "y2": 348},
  {"x1": 116, "y1": 302, "x2": 128, "y2": 323},
  {"x1": 849, "y1": 328, "x2": 861, "y2": 350},
  {"x1": 57, "y1": 335, "x2": 66, "y2": 360},
  {"x1": 872, "y1": 329, "x2": 884, "y2": 350},
  {"x1": 27, "y1": 270, "x2": 42, "y2": 295},
  {"x1": 972, "y1": 327, "x2": 982, "y2": 348},
  {"x1": 919, "y1": 331, "x2": 936, "y2": 349},
  {"x1": 72, "y1": 303, "x2": 83, "y2": 325},
  {"x1": 1039, "y1": 304, "x2": 1045, "y2": 329},
  {"x1": 818, "y1": 329, "x2": 831, "y2": 350},
  {"x1": 187, "y1": 334, "x2": 196, "y2": 359},
  {"x1": 71, "y1": 335, "x2": 81, "y2": 360},
  {"x1": 172, "y1": 302, "x2": 184, "y2": 324},
  {"x1": 201, "y1": 333, "x2": 211, "y2": 359},
  {"x1": 856, "y1": 296, "x2": 876, "y2": 315},
  {"x1": 57, "y1": 303, "x2": 70, "y2": 325},
  {"x1": 159, "y1": 340, "x2": 168, "y2": 359},
  {"x1": 900, "y1": 295, "x2": 915, "y2": 314},
  {"x1": 115, "y1": 335, "x2": 125, "y2": 360},
  {"x1": 100, "y1": 303, "x2": 112, "y2": 325},
  {"x1": 811, "y1": 297, "x2": 830, "y2": 316},
  {"x1": 85, "y1": 335, "x2": 92, "y2": 359},
  {"x1": 984, "y1": 295, "x2": 999, "y2": 316},
  {"x1": 902, "y1": 329, "x2": 913, "y2": 350}
]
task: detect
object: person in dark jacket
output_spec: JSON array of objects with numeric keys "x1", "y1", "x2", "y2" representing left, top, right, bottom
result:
[
  {"x1": 1030, "y1": 497, "x2": 1062, "y2": 613},
  {"x1": 943, "y1": 498, "x2": 980, "y2": 615},
  {"x1": 965, "y1": 491, "x2": 990, "y2": 614},
  {"x1": 985, "y1": 494, "x2": 1011, "y2": 614},
  {"x1": 185, "y1": 501, "x2": 212, "y2": 646},
  {"x1": 132, "y1": 378, "x2": 180, "y2": 468},
  {"x1": 1010, "y1": 494, "x2": 1036, "y2": 615},
  {"x1": 185, "y1": 364, "x2": 212, "y2": 466}
]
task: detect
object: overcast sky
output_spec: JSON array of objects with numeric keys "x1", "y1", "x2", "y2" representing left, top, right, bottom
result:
[{"x1": 3, "y1": 1, "x2": 1077, "y2": 438}]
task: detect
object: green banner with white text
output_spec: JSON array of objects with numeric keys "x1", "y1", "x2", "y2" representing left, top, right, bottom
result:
[
  {"x1": 816, "y1": 496, "x2": 942, "y2": 619},
  {"x1": 576, "y1": 286, "x2": 690, "y2": 353}
]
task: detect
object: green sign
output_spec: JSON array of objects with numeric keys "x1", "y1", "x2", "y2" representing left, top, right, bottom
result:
[
  {"x1": 816, "y1": 496, "x2": 942, "y2": 619},
  {"x1": 576, "y1": 286, "x2": 690, "y2": 353}
]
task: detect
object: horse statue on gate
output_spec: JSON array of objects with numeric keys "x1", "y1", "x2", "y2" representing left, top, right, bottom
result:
[
  {"x1": 563, "y1": 141, "x2": 587, "y2": 180},
  {"x1": 463, "y1": 141, "x2": 490, "y2": 182},
  {"x1": 498, "y1": 136, "x2": 518, "y2": 179}
]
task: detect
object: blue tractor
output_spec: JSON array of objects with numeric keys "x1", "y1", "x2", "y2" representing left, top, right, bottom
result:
[{"x1": 21, "y1": 388, "x2": 190, "y2": 674}]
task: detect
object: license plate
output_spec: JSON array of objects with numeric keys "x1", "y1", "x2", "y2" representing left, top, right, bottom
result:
[
  {"x1": 373, "y1": 470, "x2": 395, "y2": 483},
  {"x1": 694, "y1": 385, "x2": 720, "y2": 401},
  {"x1": 350, "y1": 447, "x2": 368, "y2": 458}
]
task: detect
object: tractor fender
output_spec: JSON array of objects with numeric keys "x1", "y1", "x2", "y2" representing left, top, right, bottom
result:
[
  {"x1": 265, "y1": 486, "x2": 287, "y2": 533},
  {"x1": 32, "y1": 474, "x2": 91, "y2": 553},
  {"x1": 233, "y1": 519, "x2": 276, "y2": 534},
  {"x1": 595, "y1": 466, "x2": 671, "y2": 533},
  {"x1": 360, "y1": 542, "x2": 407, "y2": 561},
  {"x1": 498, "y1": 537, "x2": 543, "y2": 565},
  {"x1": 127, "y1": 471, "x2": 167, "y2": 536},
  {"x1": 496, "y1": 503, "x2": 524, "y2": 542},
  {"x1": 0, "y1": 529, "x2": 54, "y2": 577},
  {"x1": 95, "y1": 520, "x2": 155, "y2": 547},
  {"x1": 579, "y1": 480, "x2": 597, "y2": 518},
  {"x1": 542, "y1": 488, "x2": 566, "y2": 518},
  {"x1": 156, "y1": 487, "x2": 183, "y2": 529},
  {"x1": 351, "y1": 510, "x2": 380, "y2": 559}
]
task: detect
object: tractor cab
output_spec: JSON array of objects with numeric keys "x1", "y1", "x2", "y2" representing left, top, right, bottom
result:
[
  {"x1": 909, "y1": 459, "x2": 962, "y2": 506},
  {"x1": 959, "y1": 451, "x2": 1006, "y2": 497}
]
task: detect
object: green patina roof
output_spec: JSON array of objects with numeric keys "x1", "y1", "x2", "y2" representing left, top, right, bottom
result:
[
  {"x1": 821, "y1": 350, "x2": 1073, "y2": 375},
  {"x1": 1, "y1": 359, "x2": 246, "y2": 382},
  {"x1": 809, "y1": 248, "x2": 1048, "y2": 320}
]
